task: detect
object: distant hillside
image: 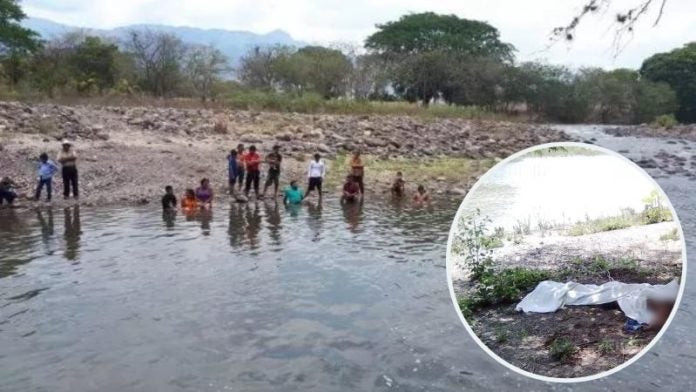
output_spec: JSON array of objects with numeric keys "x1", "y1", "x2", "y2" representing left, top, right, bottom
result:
[{"x1": 22, "y1": 17, "x2": 306, "y2": 68}]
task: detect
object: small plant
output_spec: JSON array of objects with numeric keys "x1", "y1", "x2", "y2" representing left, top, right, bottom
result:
[
  {"x1": 653, "y1": 114, "x2": 678, "y2": 129},
  {"x1": 549, "y1": 337, "x2": 577, "y2": 363},
  {"x1": 494, "y1": 327, "x2": 508, "y2": 343},
  {"x1": 660, "y1": 228, "x2": 680, "y2": 241},
  {"x1": 642, "y1": 189, "x2": 673, "y2": 224},
  {"x1": 598, "y1": 340, "x2": 614, "y2": 355}
]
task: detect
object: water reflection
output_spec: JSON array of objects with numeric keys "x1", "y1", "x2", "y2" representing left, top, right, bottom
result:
[
  {"x1": 162, "y1": 210, "x2": 177, "y2": 229},
  {"x1": 36, "y1": 209, "x2": 55, "y2": 254},
  {"x1": 63, "y1": 206, "x2": 81, "y2": 261},
  {"x1": 228, "y1": 204, "x2": 245, "y2": 247},
  {"x1": 264, "y1": 201, "x2": 282, "y2": 246},
  {"x1": 306, "y1": 201, "x2": 323, "y2": 242},
  {"x1": 245, "y1": 203, "x2": 262, "y2": 249},
  {"x1": 342, "y1": 201, "x2": 364, "y2": 233}
]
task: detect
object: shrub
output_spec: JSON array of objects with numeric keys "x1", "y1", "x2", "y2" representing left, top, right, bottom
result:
[
  {"x1": 653, "y1": 114, "x2": 678, "y2": 129},
  {"x1": 549, "y1": 337, "x2": 577, "y2": 363}
]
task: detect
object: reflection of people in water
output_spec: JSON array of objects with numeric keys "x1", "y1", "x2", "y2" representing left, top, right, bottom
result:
[
  {"x1": 63, "y1": 206, "x2": 81, "y2": 261},
  {"x1": 342, "y1": 199, "x2": 363, "y2": 233},
  {"x1": 198, "y1": 209, "x2": 213, "y2": 236},
  {"x1": 37, "y1": 208, "x2": 55, "y2": 251},
  {"x1": 228, "y1": 203, "x2": 245, "y2": 248},
  {"x1": 245, "y1": 204, "x2": 262, "y2": 248},
  {"x1": 264, "y1": 200, "x2": 282, "y2": 246},
  {"x1": 162, "y1": 209, "x2": 176, "y2": 229},
  {"x1": 307, "y1": 200, "x2": 323, "y2": 242}
]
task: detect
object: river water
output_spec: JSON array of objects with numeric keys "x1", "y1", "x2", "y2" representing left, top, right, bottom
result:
[{"x1": 1, "y1": 126, "x2": 694, "y2": 391}]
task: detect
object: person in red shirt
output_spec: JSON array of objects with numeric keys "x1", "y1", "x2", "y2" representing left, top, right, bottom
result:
[
  {"x1": 244, "y1": 145, "x2": 262, "y2": 199},
  {"x1": 341, "y1": 175, "x2": 361, "y2": 204}
]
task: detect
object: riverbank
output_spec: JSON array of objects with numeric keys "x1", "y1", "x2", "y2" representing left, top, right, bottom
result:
[
  {"x1": 0, "y1": 101, "x2": 571, "y2": 207},
  {"x1": 452, "y1": 221, "x2": 683, "y2": 378}
]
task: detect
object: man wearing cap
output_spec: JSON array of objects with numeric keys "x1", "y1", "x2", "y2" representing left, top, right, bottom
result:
[
  {"x1": 58, "y1": 140, "x2": 79, "y2": 199},
  {"x1": 262, "y1": 145, "x2": 283, "y2": 199}
]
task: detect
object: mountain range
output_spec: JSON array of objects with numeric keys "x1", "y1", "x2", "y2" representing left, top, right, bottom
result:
[{"x1": 21, "y1": 17, "x2": 306, "y2": 67}]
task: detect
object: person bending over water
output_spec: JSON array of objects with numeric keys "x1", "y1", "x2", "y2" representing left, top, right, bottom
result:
[
  {"x1": 181, "y1": 189, "x2": 197, "y2": 211},
  {"x1": 283, "y1": 180, "x2": 304, "y2": 205},
  {"x1": 195, "y1": 178, "x2": 214, "y2": 209},
  {"x1": 305, "y1": 153, "x2": 326, "y2": 200},
  {"x1": 413, "y1": 185, "x2": 430, "y2": 203},
  {"x1": 391, "y1": 171, "x2": 405, "y2": 198},
  {"x1": 341, "y1": 175, "x2": 361, "y2": 204},
  {"x1": 162, "y1": 185, "x2": 177, "y2": 210}
]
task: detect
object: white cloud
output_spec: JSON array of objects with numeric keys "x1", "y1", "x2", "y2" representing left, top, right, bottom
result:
[{"x1": 22, "y1": 0, "x2": 696, "y2": 68}]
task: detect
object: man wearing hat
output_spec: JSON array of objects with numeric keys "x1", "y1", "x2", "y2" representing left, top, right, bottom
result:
[{"x1": 58, "y1": 140, "x2": 79, "y2": 199}]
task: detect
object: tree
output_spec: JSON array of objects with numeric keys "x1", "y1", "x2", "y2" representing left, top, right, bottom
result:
[
  {"x1": 0, "y1": 0, "x2": 40, "y2": 54},
  {"x1": 365, "y1": 12, "x2": 514, "y2": 62},
  {"x1": 365, "y1": 12, "x2": 515, "y2": 105},
  {"x1": 641, "y1": 43, "x2": 696, "y2": 123},
  {"x1": 70, "y1": 36, "x2": 120, "y2": 93},
  {"x1": 238, "y1": 46, "x2": 290, "y2": 90},
  {"x1": 291, "y1": 46, "x2": 352, "y2": 98},
  {"x1": 124, "y1": 30, "x2": 186, "y2": 96},
  {"x1": 185, "y1": 45, "x2": 228, "y2": 101}
]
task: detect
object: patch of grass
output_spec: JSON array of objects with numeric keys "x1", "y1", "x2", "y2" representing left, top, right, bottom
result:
[
  {"x1": 512, "y1": 218, "x2": 531, "y2": 235},
  {"x1": 567, "y1": 215, "x2": 636, "y2": 236},
  {"x1": 598, "y1": 340, "x2": 614, "y2": 355},
  {"x1": 653, "y1": 114, "x2": 678, "y2": 129},
  {"x1": 494, "y1": 327, "x2": 508, "y2": 343},
  {"x1": 477, "y1": 267, "x2": 549, "y2": 305},
  {"x1": 660, "y1": 228, "x2": 680, "y2": 241},
  {"x1": 526, "y1": 146, "x2": 603, "y2": 158},
  {"x1": 549, "y1": 337, "x2": 577, "y2": 363},
  {"x1": 481, "y1": 235, "x2": 504, "y2": 249}
]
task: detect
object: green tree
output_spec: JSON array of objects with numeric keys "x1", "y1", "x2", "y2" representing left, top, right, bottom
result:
[
  {"x1": 641, "y1": 42, "x2": 696, "y2": 123},
  {"x1": 0, "y1": 0, "x2": 40, "y2": 54},
  {"x1": 124, "y1": 30, "x2": 186, "y2": 96},
  {"x1": 365, "y1": 12, "x2": 514, "y2": 105},
  {"x1": 70, "y1": 36, "x2": 120, "y2": 93},
  {"x1": 184, "y1": 45, "x2": 229, "y2": 101}
]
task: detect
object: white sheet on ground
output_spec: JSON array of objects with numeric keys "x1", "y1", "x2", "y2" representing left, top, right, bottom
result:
[{"x1": 515, "y1": 280, "x2": 679, "y2": 325}]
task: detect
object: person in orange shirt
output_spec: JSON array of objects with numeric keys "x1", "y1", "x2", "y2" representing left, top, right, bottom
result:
[
  {"x1": 348, "y1": 150, "x2": 365, "y2": 195},
  {"x1": 181, "y1": 189, "x2": 197, "y2": 211},
  {"x1": 235, "y1": 144, "x2": 247, "y2": 192},
  {"x1": 244, "y1": 145, "x2": 262, "y2": 199}
]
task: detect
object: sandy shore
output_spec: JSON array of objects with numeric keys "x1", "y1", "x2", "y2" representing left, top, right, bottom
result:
[{"x1": 0, "y1": 102, "x2": 572, "y2": 207}]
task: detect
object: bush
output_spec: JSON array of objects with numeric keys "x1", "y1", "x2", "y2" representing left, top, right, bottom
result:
[
  {"x1": 653, "y1": 114, "x2": 678, "y2": 129},
  {"x1": 549, "y1": 337, "x2": 577, "y2": 363},
  {"x1": 478, "y1": 267, "x2": 549, "y2": 304}
]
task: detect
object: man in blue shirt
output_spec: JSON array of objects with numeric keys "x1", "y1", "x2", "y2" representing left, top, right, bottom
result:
[
  {"x1": 227, "y1": 149, "x2": 239, "y2": 194},
  {"x1": 283, "y1": 180, "x2": 304, "y2": 205},
  {"x1": 35, "y1": 153, "x2": 59, "y2": 202}
]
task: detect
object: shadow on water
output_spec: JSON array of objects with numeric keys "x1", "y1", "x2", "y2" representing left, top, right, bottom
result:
[{"x1": 63, "y1": 206, "x2": 81, "y2": 261}]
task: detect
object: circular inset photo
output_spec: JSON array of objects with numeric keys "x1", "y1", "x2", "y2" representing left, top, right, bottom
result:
[{"x1": 446, "y1": 142, "x2": 686, "y2": 382}]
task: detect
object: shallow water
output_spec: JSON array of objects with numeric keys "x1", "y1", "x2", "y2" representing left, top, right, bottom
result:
[
  {"x1": 1, "y1": 125, "x2": 695, "y2": 391},
  {"x1": 462, "y1": 152, "x2": 659, "y2": 231}
]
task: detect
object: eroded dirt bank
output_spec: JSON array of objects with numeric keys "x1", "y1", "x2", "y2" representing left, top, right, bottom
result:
[{"x1": 0, "y1": 102, "x2": 572, "y2": 207}]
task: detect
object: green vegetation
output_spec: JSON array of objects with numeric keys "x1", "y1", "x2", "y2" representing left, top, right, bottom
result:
[
  {"x1": 549, "y1": 338, "x2": 577, "y2": 363},
  {"x1": 660, "y1": 228, "x2": 680, "y2": 241},
  {"x1": 494, "y1": 327, "x2": 508, "y2": 343},
  {"x1": 598, "y1": 340, "x2": 615, "y2": 355},
  {"x1": 653, "y1": 114, "x2": 679, "y2": 129},
  {"x1": 641, "y1": 43, "x2": 696, "y2": 123},
  {"x1": 1, "y1": 3, "x2": 692, "y2": 124}
]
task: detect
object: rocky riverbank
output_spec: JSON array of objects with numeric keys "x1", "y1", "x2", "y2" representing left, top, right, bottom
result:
[
  {"x1": 604, "y1": 124, "x2": 696, "y2": 141},
  {"x1": 0, "y1": 101, "x2": 573, "y2": 207}
]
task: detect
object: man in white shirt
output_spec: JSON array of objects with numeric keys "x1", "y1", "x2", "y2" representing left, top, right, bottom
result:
[{"x1": 304, "y1": 153, "x2": 326, "y2": 200}]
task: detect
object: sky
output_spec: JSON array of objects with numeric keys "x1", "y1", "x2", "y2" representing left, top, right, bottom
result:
[{"x1": 21, "y1": 0, "x2": 696, "y2": 69}]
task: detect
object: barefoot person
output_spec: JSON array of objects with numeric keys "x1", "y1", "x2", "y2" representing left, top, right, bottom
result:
[
  {"x1": 341, "y1": 175, "x2": 361, "y2": 204},
  {"x1": 244, "y1": 145, "x2": 262, "y2": 199},
  {"x1": 58, "y1": 140, "x2": 79, "y2": 200},
  {"x1": 413, "y1": 185, "x2": 430, "y2": 203},
  {"x1": 348, "y1": 150, "x2": 365, "y2": 196},
  {"x1": 35, "y1": 153, "x2": 59, "y2": 202},
  {"x1": 235, "y1": 144, "x2": 247, "y2": 191},
  {"x1": 283, "y1": 180, "x2": 304, "y2": 206},
  {"x1": 263, "y1": 145, "x2": 282, "y2": 198},
  {"x1": 304, "y1": 153, "x2": 326, "y2": 200},
  {"x1": 227, "y1": 149, "x2": 239, "y2": 194},
  {"x1": 181, "y1": 189, "x2": 197, "y2": 211},
  {"x1": 195, "y1": 178, "x2": 214, "y2": 209},
  {"x1": 391, "y1": 171, "x2": 405, "y2": 198}
]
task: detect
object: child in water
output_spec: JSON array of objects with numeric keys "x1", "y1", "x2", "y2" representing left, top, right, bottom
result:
[
  {"x1": 413, "y1": 185, "x2": 430, "y2": 203},
  {"x1": 283, "y1": 180, "x2": 304, "y2": 205},
  {"x1": 195, "y1": 178, "x2": 213, "y2": 209},
  {"x1": 161, "y1": 185, "x2": 177, "y2": 210},
  {"x1": 391, "y1": 171, "x2": 405, "y2": 197},
  {"x1": 181, "y1": 189, "x2": 197, "y2": 211}
]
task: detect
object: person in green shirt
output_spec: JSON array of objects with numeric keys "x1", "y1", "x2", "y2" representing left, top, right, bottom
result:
[{"x1": 283, "y1": 180, "x2": 304, "y2": 205}]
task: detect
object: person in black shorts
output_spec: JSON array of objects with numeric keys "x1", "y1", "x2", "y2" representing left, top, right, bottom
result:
[
  {"x1": 305, "y1": 153, "x2": 326, "y2": 200},
  {"x1": 263, "y1": 145, "x2": 282, "y2": 198}
]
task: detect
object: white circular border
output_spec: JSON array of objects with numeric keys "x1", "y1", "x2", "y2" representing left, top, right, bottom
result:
[{"x1": 445, "y1": 141, "x2": 688, "y2": 383}]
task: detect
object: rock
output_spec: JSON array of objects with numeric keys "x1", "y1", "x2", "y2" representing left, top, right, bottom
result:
[
  {"x1": 450, "y1": 188, "x2": 469, "y2": 196},
  {"x1": 240, "y1": 135, "x2": 263, "y2": 143},
  {"x1": 276, "y1": 132, "x2": 294, "y2": 141}
]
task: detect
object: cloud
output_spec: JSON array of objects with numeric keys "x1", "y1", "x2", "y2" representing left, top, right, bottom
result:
[{"x1": 22, "y1": 0, "x2": 696, "y2": 68}]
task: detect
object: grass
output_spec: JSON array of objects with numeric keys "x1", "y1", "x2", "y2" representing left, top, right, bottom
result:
[
  {"x1": 660, "y1": 228, "x2": 680, "y2": 241},
  {"x1": 325, "y1": 152, "x2": 495, "y2": 188},
  {"x1": 549, "y1": 337, "x2": 577, "y2": 363},
  {"x1": 567, "y1": 207, "x2": 673, "y2": 236},
  {"x1": 598, "y1": 340, "x2": 614, "y2": 355}
]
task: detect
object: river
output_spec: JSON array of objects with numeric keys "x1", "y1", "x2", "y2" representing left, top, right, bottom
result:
[{"x1": 0, "y1": 125, "x2": 694, "y2": 391}]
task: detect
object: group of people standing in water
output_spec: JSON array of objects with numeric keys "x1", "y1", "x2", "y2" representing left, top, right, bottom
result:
[{"x1": 162, "y1": 143, "x2": 430, "y2": 212}]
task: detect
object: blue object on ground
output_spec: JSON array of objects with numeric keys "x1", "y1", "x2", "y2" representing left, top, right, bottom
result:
[{"x1": 624, "y1": 318, "x2": 646, "y2": 333}]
